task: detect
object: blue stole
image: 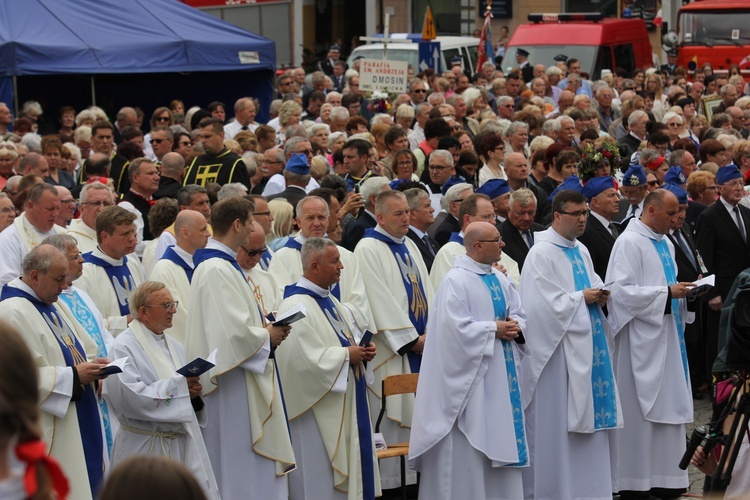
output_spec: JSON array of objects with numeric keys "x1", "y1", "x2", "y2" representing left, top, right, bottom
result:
[
  {"x1": 477, "y1": 274, "x2": 528, "y2": 466},
  {"x1": 556, "y1": 244, "x2": 618, "y2": 430},
  {"x1": 259, "y1": 249, "x2": 273, "y2": 271},
  {"x1": 650, "y1": 239, "x2": 690, "y2": 386},
  {"x1": 82, "y1": 252, "x2": 135, "y2": 316},
  {"x1": 193, "y1": 248, "x2": 244, "y2": 278},
  {"x1": 448, "y1": 232, "x2": 464, "y2": 245},
  {"x1": 363, "y1": 228, "x2": 428, "y2": 373},
  {"x1": 161, "y1": 246, "x2": 194, "y2": 282},
  {"x1": 283, "y1": 284, "x2": 375, "y2": 500},
  {"x1": 58, "y1": 289, "x2": 113, "y2": 455},
  {"x1": 282, "y1": 238, "x2": 341, "y2": 300},
  {"x1": 0, "y1": 286, "x2": 104, "y2": 496}
]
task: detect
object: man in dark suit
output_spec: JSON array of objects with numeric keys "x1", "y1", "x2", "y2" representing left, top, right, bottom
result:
[
  {"x1": 659, "y1": 49, "x2": 678, "y2": 75},
  {"x1": 430, "y1": 182, "x2": 473, "y2": 249},
  {"x1": 578, "y1": 177, "x2": 620, "y2": 281},
  {"x1": 614, "y1": 164, "x2": 648, "y2": 226},
  {"x1": 318, "y1": 44, "x2": 342, "y2": 77},
  {"x1": 331, "y1": 61, "x2": 347, "y2": 93},
  {"x1": 505, "y1": 152, "x2": 550, "y2": 223},
  {"x1": 695, "y1": 165, "x2": 750, "y2": 381},
  {"x1": 405, "y1": 187, "x2": 438, "y2": 271},
  {"x1": 341, "y1": 176, "x2": 390, "y2": 252},
  {"x1": 663, "y1": 183, "x2": 708, "y2": 397},
  {"x1": 499, "y1": 188, "x2": 545, "y2": 271},
  {"x1": 616, "y1": 110, "x2": 649, "y2": 164}
]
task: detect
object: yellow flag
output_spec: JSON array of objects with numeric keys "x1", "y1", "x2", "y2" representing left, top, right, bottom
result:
[{"x1": 422, "y1": 6, "x2": 436, "y2": 41}]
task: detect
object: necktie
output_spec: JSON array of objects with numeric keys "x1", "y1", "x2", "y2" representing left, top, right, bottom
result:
[
  {"x1": 675, "y1": 231, "x2": 698, "y2": 270},
  {"x1": 608, "y1": 223, "x2": 618, "y2": 238},
  {"x1": 733, "y1": 206, "x2": 747, "y2": 242},
  {"x1": 241, "y1": 126, "x2": 249, "y2": 131},
  {"x1": 524, "y1": 230, "x2": 534, "y2": 248},
  {"x1": 422, "y1": 234, "x2": 435, "y2": 257},
  {"x1": 628, "y1": 205, "x2": 638, "y2": 218}
]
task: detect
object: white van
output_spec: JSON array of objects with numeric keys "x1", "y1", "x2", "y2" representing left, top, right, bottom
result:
[{"x1": 347, "y1": 35, "x2": 481, "y2": 75}]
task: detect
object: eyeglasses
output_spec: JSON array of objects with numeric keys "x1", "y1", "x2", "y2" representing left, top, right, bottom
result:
[
  {"x1": 558, "y1": 210, "x2": 590, "y2": 218},
  {"x1": 475, "y1": 238, "x2": 502, "y2": 244},
  {"x1": 252, "y1": 211, "x2": 272, "y2": 217},
  {"x1": 150, "y1": 138, "x2": 167, "y2": 144},
  {"x1": 413, "y1": 89, "x2": 426, "y2": 93},
  {"x1": 60, "y1": 199, "x2": 76, "y2": 205},
  {"x1": 667, "y1": 123, "x2": 681, "y2": 127},
  {"x1": 0, "y1": 207, "x2": 15, "y2": 214},
  {"x1": 67, "y1": 252, "x2": 83, "y2": 261},
  {"x1": 155, "y1": 116, "x2": 171, "y2": 122},
  {"x1": 297, "y1": 149, "x2": 313, "y2": 156},
  {"x1": 428, "y1": 165, "x2": 450, "y2": 171},
  {"x1": 179, "y1": 141, "x2": 192, "y2": 147},
  {"x1": 451, "y1": 198, "x2": 465, "y2": 204},
  {"x1": 144, "y1": 301, "x2": 179, "y2": 311},
  {"x1": 706, "y1": 185, "x2": 718, "y2": 190},
  {"x1": 240, "y1": 246, "x2": 268, "y2": 257},
  {"x1": 647, "y1": 180, "x2": 660, "y2": 187},
  {"x1": 81, "y1": 201, "x2": 114, "y2": 208}
]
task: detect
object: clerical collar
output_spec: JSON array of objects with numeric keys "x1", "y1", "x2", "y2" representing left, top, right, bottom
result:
[
  {"x1": 296, "y1": 276, "x2": 329, "y2": 298},
  {"x1": 142, "y1": 323, "x2": 165, "y2": 339},
  {"x1": 631, "y1": 218, "x2": 664, "y2": 241},
  {"x1": 374, "y1": 225, "x2": 404, "y2": 244},
  {"x1": 409, "y1": 225, "x2": 427, "y2": 239},
  {"x1": 93, "y1": 247, "x2": 124, "y2": 265},
  {"x1": 453, "y1": 254, "x2": 493, "y2": 275},
  {"x1": 589, "y1": 210, "x2": 611, "y2": 229},
  {"x1": 172, "y1": 245, "x2": 194, "y2": 267},
  {"x1": 206, "y1": 238, "x2": 237, "y2": 259},
  {"x1": 544, "y1": 227, "x2": 576, "y2": 247},
  {"x1": 8, "y1": 278, "x2": 43, "y2": 303}
]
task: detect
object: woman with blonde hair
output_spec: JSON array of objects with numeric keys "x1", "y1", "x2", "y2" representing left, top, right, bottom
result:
[
  {"x1": 277, "y1": 101, "x2": 303, "y2": 141},
  {"x1": 0, "y1": 320, "x2": 69, "y2": 500},
  {"x1": 0, "y1": 141, "x2": 19, "y2": 191},
  {"x1": 267, "y1": 198, "x2": 295, "y2": 249},
  {"x1": 646, "y1": 73, "x2": 668, "y2": 120}
]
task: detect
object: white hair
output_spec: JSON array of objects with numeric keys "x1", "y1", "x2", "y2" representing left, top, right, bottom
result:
[{"x1": 217, "y1": 183, "x2": 249, "y2": 201}]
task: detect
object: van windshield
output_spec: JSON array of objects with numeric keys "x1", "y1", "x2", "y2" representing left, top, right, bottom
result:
[
  {"x1": 503, "y1": 46, "x2": 598, "y2": 75},
  {"x1": 347, "y1": 48, "x2": 419, "y2": 71},
  {"x1": 679, "y1": 12, "x2": 750, "y2": 45}
]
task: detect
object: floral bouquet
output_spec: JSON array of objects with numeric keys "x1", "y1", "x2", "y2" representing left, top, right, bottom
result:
[
  {"x1": 367, "y1": 91, "x2": 393, "y2": 114},
  {"x1": 578, "y1": 141, "x2": 621, "y2": 183}
]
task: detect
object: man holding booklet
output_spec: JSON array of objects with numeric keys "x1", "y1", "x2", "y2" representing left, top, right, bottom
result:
[{"x1": 103, "y1": 281, "x2": 220, "y2": 500}]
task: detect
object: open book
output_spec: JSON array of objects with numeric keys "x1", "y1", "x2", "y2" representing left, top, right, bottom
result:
[
  {"x1": 267, "y1": 303, "x2": 307, "y2": 327},
  {"x1": 99, "y1": 357, "x2": 128, "y2": 376},
  {"x1": 177, "y1": 348, "x2": 218, "y2": 377}
]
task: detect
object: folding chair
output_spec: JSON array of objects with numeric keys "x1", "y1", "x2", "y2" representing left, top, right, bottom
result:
[{"x1": 374, "y1": 373, "x2": 419, "y2": 500}]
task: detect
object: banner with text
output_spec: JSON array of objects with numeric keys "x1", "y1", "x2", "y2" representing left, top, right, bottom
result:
[{"x1": 359, "y1": 59, "x2": 409, "y2": 94}]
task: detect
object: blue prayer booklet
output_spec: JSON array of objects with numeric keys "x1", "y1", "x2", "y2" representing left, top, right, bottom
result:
[
  {"x1": 176, "y1": 349, "x2": 218, "y2": 377},
  {"x1": 359, "y1": 330, "x2": 374, "y2": 347},
  {"x1": 99, "y1": 357, "x2": 128, "y2": 376},
  {"x1": 267, "y1": 303, "x2": 307, "y2": 327}
]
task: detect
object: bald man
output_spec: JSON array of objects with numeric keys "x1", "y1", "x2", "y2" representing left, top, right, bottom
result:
[{"x1": 149, "y1": 210, "x2": 210, "y2": 342}]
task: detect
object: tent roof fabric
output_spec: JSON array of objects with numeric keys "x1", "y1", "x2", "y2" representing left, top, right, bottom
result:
[{"x1": 0, "y1": 0, "x2": 275, "y2": 76}]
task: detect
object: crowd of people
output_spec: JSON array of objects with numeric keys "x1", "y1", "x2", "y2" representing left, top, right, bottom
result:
[{"x1": 0, "y1": 48, "x2": 750, "y2": 500}]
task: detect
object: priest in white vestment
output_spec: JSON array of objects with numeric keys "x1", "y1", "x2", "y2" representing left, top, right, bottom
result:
[
  {"x1": 429, "y1": 194, "x2": 521, "y2": 289},
  {"x1": 0, "y1": 245, "x2": 109, "y2": 500},
  {"x1": 268, "y1": 195, "x2": 374, "y2": 331},
  {"x1": 411, "y1": 222, "x2": 529, "y2": 500},
  {"x1": 0, "y1": 183, "x2": 66, "y2": 285},
  {"x1": 75, "y1": 206, "x2": 146, "y2": 336},
  {"x1": 66, "y1": 182, "x2": 115, "y2": 255},
  {"x1": 606, "y1": 188, "x2": 696, "y2": 498},
  {"x1": 353, "y1": 190, "x2": 435, "y2": 489},
  {"x1": 184, "y1": 197, "x2": 295, "y2": 500},
  {"x1": 149, "y1": 210, "x2": 209, "y2": 343},
  {"x1": 103, "y1": 282, "x2": 220, "y2": 500},
  {"x1": 277, "y1": 238, "x2": 381, "y2": 500},
  {"x1": 519, "y1": 189, "x2": 623, "y2": 500},
  {"x1": 237, "y1": 222, "x2": 284, "y2": 314},
  {"x1": 44, "y1": 234, "x2": 118, "y2": 456}
]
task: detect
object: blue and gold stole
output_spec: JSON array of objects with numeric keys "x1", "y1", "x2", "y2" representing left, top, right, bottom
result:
[
  {"x1": 161, "y1": 246, "x2": 194, "y2": 282},
  {"x1": 363, "y1": 228, "x2": 428, "y2": 373},
  {"x1": 0, "y1": 286, "x2": 104, "y2": 496},
  {"x1": 478, "y1": 273, "x2": 528, "y2": 466},
  {"x1": 83, "y1": 252, "x2": 135, "y2": 316},
  {"x1": 556, "y1": 244, "x2": 619, "y2": 430},
  {"x1": 651, "y1": 238, "x2": 690, "y2": 386},
  {"x1": 283, "y1": 284, "x2": 375, "y2": 500}
]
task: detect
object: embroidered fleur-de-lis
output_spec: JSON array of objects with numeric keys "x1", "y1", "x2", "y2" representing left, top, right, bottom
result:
[
  {"x1": 572, "y1": 257, "x2": 586, "y2": 276},
  {"x1": 593, "y1": 376, "x2": 609, "y2": 398},
  {"x1": 489, "y1": 281, "x2": 503, "y2": 303},
  {"x1": 592, "y1": 345, "x2": 606, "y2": 367},
  {"x1": 595, "y1": 407, "x2": 612, "y2": 427}
]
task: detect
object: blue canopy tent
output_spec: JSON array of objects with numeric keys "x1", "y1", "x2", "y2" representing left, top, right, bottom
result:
[{"x1": 0, "y1": 0, "x2": 276, "y2": 127}]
